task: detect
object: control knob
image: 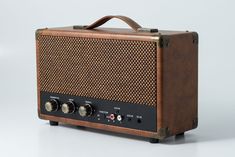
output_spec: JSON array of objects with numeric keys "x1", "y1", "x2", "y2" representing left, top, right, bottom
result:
[
  {"x1": 61, "y1": 101, "x2": 76, "y2": 114},
  {"x1": 79, "y1": 104, "x2": 93, "y2": 117},
  {"x1": 45, "y1": 99, "x2": 59, "y2": 112}
]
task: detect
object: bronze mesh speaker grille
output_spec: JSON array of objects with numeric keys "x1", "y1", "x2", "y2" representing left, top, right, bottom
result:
[{"x1": 38, "y1": 35, "x2": 157, "y2": 106}]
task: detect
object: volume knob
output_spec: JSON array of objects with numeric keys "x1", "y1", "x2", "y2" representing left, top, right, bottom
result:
[
  {"x1": 61, "y1": 101, "x2": 76, "y2": 114},
  {"x1": 45, "y1": 99, "x2": 59, "y2": 112},
  {"x1": 79, "y1": 104, "x2": 93, "y2": 117}
]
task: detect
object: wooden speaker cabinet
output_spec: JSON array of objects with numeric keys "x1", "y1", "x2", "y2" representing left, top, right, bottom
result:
[{"x1": 36, "y1": 15, "x2": 198, "y2": 143}]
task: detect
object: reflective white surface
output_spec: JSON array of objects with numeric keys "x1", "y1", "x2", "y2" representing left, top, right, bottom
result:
[{"x1": 1, "y1": 0, "x2": 235, "y2": 156}]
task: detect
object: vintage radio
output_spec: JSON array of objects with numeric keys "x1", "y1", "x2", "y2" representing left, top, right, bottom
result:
[{"x1": 36, "y1": 15, "x2": 198, "y2": 143}]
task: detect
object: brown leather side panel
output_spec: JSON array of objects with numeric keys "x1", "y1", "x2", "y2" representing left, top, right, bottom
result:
[{"x1": 161, "y1": 33, "x2": 198, "y2": 136}]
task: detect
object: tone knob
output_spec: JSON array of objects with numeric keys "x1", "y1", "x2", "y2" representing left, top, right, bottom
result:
[
  {"x1": 45, "y1": 99, "x2": 59, "y2": 112},
  {"x1": 79, "y1": 104, "x2": 93, "y2": 117},
  {"x1": 61, "y1": 101, "x2": 76, "y2": 114}
]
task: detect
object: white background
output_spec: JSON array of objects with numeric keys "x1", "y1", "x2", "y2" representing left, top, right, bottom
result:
[{"x1": 1, "y1": 0, "x2": 235, "y2": 157}]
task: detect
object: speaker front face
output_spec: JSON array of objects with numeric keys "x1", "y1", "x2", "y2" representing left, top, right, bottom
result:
[{"x1": 36, "y1": 31, "x2": 158, "y2": 132}]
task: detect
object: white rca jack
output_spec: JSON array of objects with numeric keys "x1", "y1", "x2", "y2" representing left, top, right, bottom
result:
[{"x1": 117, "y1": 115, "x2": 123, "y2": 122}]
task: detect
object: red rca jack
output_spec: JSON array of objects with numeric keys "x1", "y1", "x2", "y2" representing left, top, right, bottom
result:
[{"x1": 107, "y1": 113, "x2": 116, "y2": 120}]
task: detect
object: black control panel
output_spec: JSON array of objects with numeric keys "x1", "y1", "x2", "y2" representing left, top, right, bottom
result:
[{"x1": 40, "y1": 91, "x2": 157, "y2": 132}]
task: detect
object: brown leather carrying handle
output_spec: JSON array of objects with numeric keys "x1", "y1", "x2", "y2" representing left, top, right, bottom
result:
[
  {"x1": 85, "y1": 15, "x2": 142, "y2": 32},
  {"x1": 73, "y1": 15, "x2": 158, "y2": 33}
]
